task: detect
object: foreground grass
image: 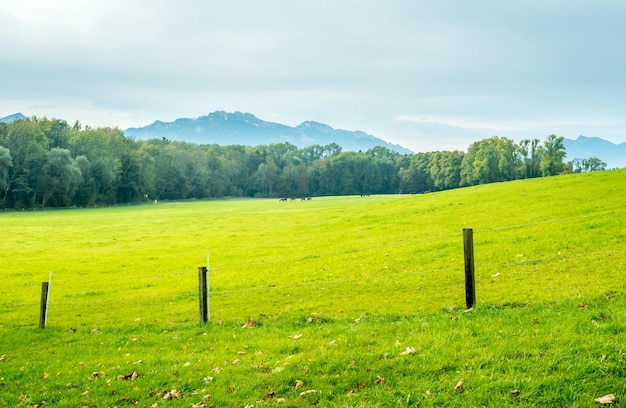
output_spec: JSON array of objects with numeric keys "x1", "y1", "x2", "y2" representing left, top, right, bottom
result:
[
  {"x1": 1, "y1": 298, "x2": 624, "y2": 407},
  {"x1": 1, "y1": 169, "x2": 625, "y2": 406}
]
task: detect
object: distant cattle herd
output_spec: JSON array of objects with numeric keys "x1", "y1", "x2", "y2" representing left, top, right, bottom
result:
[
  {"x1": 279, "y1": 194, "x2": 372, "y2": 202},
  {"x1": 279, "y1": 197, "x2": 312, "y2": 201}
]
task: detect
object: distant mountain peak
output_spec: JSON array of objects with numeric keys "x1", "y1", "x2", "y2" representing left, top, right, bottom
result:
[
  {"x1": 564, "y1": 135, "x2": 626, "y2": 169},
  {"x1": 0, "y1": 112, "x2": 27, "y2": 123},
  {"x1": 125, "y1": 111, "x2": 413, "y2": 154}
]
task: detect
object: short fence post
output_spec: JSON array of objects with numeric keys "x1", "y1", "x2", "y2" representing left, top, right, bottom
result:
[
  {"x1": 198, "y1": 266, "x2": 208, "y2": 324},
  {"x1": 39, "y1": 282, "x2": 50, "y2": 329},
  {"x1": 463, "y1": 228, "x2": 476, "y2": 309}
]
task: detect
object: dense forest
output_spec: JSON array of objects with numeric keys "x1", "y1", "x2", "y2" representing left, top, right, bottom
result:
[{"x1": 0, "y1": 117, "x2": 607, "y2": 209}]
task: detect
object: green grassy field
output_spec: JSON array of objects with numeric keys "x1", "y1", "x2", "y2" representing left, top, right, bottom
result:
[{"x1": 1, "y1": 169, "x2": 625, "y2": 407}]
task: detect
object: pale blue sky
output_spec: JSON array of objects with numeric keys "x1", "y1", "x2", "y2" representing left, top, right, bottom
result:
[{"x1": 1, "y1": 0, "x2": 625, "y2": 152}]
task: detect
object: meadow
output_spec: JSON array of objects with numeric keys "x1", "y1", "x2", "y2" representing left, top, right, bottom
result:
[{"x1": 0, "y1": 169, "x2": 625, "y2": 407}]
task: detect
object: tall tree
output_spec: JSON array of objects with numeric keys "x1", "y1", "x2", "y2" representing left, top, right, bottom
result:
[
  {"x1": 539, "y1": 134, "x2": 566, "y2": 176},
  {"x1": 430, "y1": 150, "x2": 464, "y2": 190},
  {"x1": 38, "y1": 148, "x2": 83, "y2": 208},
  {"x1": 0, "y1": 146, "x2": 13, "y2": 207},
  {"x1": 1, "y1": 119, "x2": 48, "y2": 208},
  {"x1": 519, "y1": 138, "x2": 542, "y2": 178}
]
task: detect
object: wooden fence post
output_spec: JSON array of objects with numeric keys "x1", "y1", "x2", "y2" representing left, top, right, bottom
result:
[
  {"x1": 39, "y1": 281, "x2": 50, "y2": 329},
  {"x1": 198, "y1": 266, "x2": 208, "y2": 324},
  {"x1": 463, "y1": 228, "x2": 476, "y2": 309}
]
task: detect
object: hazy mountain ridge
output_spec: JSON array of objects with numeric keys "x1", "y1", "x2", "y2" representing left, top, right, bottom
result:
[
  {"x1": 0, "y1": 112, "x2": 26, "y2": 123},
  {"x1": 563, "y1": 136, "x2": 626, "y2": 169},
  {"x1": 1, "y1": 112, "x2": 624, "y2": 168},
  {"x1": 123, "y1": 111, "x2": 414, "y2": 154}
]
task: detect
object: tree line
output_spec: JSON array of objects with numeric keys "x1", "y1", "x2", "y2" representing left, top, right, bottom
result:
[{"x1": 0, "y1": 117, "x2": 607, "y2": 209}]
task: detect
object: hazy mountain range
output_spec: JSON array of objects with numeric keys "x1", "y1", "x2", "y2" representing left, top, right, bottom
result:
[
  {"x1": 562, "y1": 136, "x2": 625, "y2": 169},
  {"x1": 1, "y1": 112, "x2": 624, "y2": 168},
  {"x1": 124, "y1": 111, "x2": 413, "y2": 154},
  {"x1": 0, "y1": 112, "x2": 26, "y2": 123}
]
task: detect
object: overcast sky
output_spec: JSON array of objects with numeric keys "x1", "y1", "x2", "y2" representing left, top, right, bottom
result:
[{"x1": 1, "y1": 1, "x2": 625, "y2": 152}]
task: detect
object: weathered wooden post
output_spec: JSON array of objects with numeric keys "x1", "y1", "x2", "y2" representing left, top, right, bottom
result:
[
  {"x1": 463, "y1": 228, "x2": 476, "y2": 309},
  {"x1": 39, "y1": 281, "x2": 50, "y2": 328},
  {"x1": 198, "y1": 266, "x2": 208, "y2": 324}
]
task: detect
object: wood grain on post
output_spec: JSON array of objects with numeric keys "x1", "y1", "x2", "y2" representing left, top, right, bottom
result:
[
  {"x1": 39, "y1": 281, "x2": 50, "y2": 329},
  {"x1": 463, "y1": 228, "x2": 476, "y2": 309},
  {"x1": 198, "y1": 266, "x2": 208, "y2": 324}
]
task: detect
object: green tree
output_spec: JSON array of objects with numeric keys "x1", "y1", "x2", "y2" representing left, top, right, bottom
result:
[
  {"x1": 460, "y1": 137, "x2": 521, "y2": 185},
  {"x1": 1, "y1": 119, "x2": 48, "y2": 208},
  {"x1": 519, "y1": 138, "x2": 542, "y2": 178},
  {"x1": 38, "y1": 148, "x2": 83, "y2": 208},
  {"x1": 255, "y1": 156, "x2": 279, "y2": 197},
  {"x1": 116, "y1": 152, "x2": 142, "y2": 203},
  {"x1": 38, "y1": 117, "x2": 71, "y2": 149},
  {"x1": 367, "y1": 146, "x2": 399, "y2": 193},
  {"x1": 398, "y1": 153, "x2": 433, "y2": 193},
  {"x1": 539, "y1": 134, "x2": 566, "y2": 176},
  {"x1": 0, "y1": 146, "x2": 13, "y2": 207},
  {"x1": 570, "y1": 157, "x2": 607, "y2": 173}
]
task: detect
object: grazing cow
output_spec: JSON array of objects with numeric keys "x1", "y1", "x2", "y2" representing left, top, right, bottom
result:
[
  {"x1": 279, "y1": 198, "x2": 287, "y2": 202},
  {"x1": 290, "y1": 197, "x2": 296, "y2": 201},
  {"x1": 307, "y1": 196, "x2": 312, "y2": 201}
]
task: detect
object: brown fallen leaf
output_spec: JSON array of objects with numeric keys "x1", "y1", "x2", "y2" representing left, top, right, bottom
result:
[
  {"x1": 294, "y1": 380, "x2": 304, "y2": 389},
  {"x1": 242, "y1": 315, "x2": 256, "y2": 328},
  {"x1": 594, "y1": 394, "x2": 616, "y2": 405},
  {"x1": 299, "y1": 390, "x2": 316, "y2": 396},
  {"x1": 454, "y1": 379, "x2": 464, "y2": 392},
  {"x1": 118, "y1": 371, "x2": 140, "y2": 381},
  {"x1": 163, "y1": 389, "x2": 182, "y2": 400},
  {"x1": 374, "y1": 375, "x2": 385, "y2": 384},
  {"x1": 400, "y1": 346, "x2": 416, "y2": 355}
]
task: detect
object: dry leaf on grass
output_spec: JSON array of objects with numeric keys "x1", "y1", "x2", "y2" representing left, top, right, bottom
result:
[
  {"x1": 118, "y1": 371, "x2": 140, "y2": 381},
  {"x1": 294, "y1": 380, "x2": 304, "y2": 389},
  {"x1": 374, "y1": 375, "x2": 385, "y2": 384},
  {"x1": 162, "y1": 389, "x2": 183, "y2": 400},
  {"x1": 400, "y1": 346, "x2": 416, "y2": 355},
  {"x1": 299, "y1": 390, "x2": 316, "y2": 396},
  {"x1": 242, "y1": 316, "x2": 256, "y2": 328},
  {"x1": 454, "y1": 379, "x2": 464, "y2": 392},
  {"x1": 594, "y1": 394, "x2": 616, "y2": 405}
]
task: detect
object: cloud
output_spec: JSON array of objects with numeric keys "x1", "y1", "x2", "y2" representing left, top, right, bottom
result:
[{"x1": 1, "y1": 1, "x2": 625, "y2": 151}]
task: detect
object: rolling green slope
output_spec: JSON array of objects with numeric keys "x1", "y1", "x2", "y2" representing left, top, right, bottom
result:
[{"x1": 1, "y1": 170, "x2": 624, "y2": 406}]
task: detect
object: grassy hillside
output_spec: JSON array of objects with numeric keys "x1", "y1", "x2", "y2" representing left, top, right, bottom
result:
[{"x1": 1, "y1": 170, "x2": 624, "y2": 406}]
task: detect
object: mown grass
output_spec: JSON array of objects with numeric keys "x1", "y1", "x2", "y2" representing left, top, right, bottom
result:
[{"x1": 1, "y1": 169, "x2": 625, "y2": 407}]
